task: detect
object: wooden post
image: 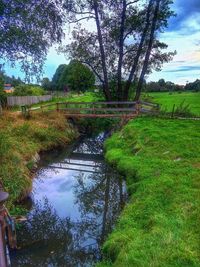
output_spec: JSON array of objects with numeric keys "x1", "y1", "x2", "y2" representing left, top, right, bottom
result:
[
  {"x1": 0, "y1": 221, "x2": 6, "y2": 267},
  {"x1": 171, "y1": 104, "x2": 175, "y2": 118},
  {"x1": 0, "y1": 103, "x2": 2, "y2": 116},
  {"x1": 135, "y1": 101, "x2": 141, "y2": 115},
  {"x1": 56, "y1": 103, "x2": 59, "y2": 112},
  {"x1": 0, "y1": 191, "x2": 9, "y2": 267}
]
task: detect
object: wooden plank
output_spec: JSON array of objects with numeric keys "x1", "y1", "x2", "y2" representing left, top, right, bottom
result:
[
  {"x1": 0, "y1": 224, "x2": 6, "y2": 267},
  {"x1": 59, "y1": 108, "x2": 136, "y2": 112},
  {"x1": 58, "y1": 101, "x2": 137, "y2": 105},
  {"x1": 139, "y1": 101, "x2": 159, "y2": 107},
  {"x1": 63, "y1": 113, "x2": 137, "y2": 118},
  {"x1": 59, "y1": 162, "x2": 101, "y2": 168}
]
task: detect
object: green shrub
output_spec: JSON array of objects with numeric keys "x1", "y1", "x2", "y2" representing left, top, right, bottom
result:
[{"x1": 13, "y1": 84, "x2": 45, "y2": 96}]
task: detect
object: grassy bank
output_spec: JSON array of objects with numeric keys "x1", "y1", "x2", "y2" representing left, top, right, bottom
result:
[
  {"x1": 145, "y1": 92, "x2": 200, "y2": 116},
  {"x1": 0, "y1": 111, "x2": 78, "y2": 209},
  {"x1": 98, "y1": 117, "x2": 200, "y2": 266}
]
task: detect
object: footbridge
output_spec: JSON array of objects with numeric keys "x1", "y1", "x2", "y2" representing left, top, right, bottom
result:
[{"x1": 22, "y1": 101, "x2": 159, "y2": 118}]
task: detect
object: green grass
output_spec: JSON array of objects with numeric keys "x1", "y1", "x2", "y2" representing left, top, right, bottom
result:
[
  {"x1": 0, "y1": 112, "x2": 78, "y2": 209},
  {"x1": 97, "y1": 117, "x2": 200, "y2": 267},
  {"x1": 10, "y1": 91, "x2": 101, "y2": 111},
  {"x1": 145, "y1": 91, "x2": 200, "y2": 116}
]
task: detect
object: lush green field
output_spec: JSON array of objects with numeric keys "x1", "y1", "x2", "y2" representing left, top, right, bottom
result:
[
  {"x1": 98, "y1": 117, "x2": 200, "y2": 267},
  {"x1": 145, "y1": 91, "x2": 200, "y2": 116}
]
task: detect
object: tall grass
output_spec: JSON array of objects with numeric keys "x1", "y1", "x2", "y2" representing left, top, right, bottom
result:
[{"x1": 0, "y1": 112, "x2": 78, "y2": 208}]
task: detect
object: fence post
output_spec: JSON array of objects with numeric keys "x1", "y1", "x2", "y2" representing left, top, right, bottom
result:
[
  {"x1": 171, "y1": 104, "x2": 175, "y2": 118},
  {"x1": 0, "y1": 191, "x2": 9, "y2": 267},
  {"x1": 135, "y1": 101, "x2": 141, "y2": 115},
  {"x1": 56, "y1": 103, "x2": 59, "y2": 112},
  {"x1": 0, "y1": 103, "x2": 2, "y2": 116}
]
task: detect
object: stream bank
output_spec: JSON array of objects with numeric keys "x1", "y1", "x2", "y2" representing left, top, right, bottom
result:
[
  {"x1": 0, "y1": 111, "x2": 79, "y2": 209},
  {"x1": 97, "y1": 117, "x2": 200, "y2": 267}
]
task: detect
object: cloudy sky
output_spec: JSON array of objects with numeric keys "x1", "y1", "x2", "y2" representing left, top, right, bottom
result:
[{"x1": 5, "y1": 0, "x2": 200, "y2": 85}]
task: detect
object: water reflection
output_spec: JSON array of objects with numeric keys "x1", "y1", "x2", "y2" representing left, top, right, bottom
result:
[{"x1": 11, "y1": 133, "x2": 127, "y2": 267}]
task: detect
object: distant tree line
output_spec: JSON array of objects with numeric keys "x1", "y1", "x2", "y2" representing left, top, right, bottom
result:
[{"x1": 145, "y1": 78, "x2": 200, "y2": 92}]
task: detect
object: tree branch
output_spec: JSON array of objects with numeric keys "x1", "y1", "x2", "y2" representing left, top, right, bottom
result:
[
  {"x1": 126, "y1": 0, "x2": 139, "y2": 6},
  {"x1": 82, "y1": 61, "x2": 104, "y2": 83},
  {"x1": 69, "y1": 16, "x2": 95, "y2": 24},
  {"x1": 123, "y1": 47, "x2": 135, "y2": 56}
]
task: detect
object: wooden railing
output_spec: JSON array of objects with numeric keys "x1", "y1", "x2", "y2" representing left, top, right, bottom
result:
[
  {"x1": 0, "y1": 191, "x2": 17, "y2": 267},
  {"x1": 21, "y1": 101, "x2": 159, "y2": 118}
]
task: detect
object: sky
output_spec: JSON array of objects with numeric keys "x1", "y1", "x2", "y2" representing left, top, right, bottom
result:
[{"x1": 4, "y1": 0, "x2": 200, "y2": 85}]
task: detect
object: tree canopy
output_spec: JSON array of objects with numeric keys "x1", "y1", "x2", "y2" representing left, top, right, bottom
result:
[
  {"x1": 60, "y1": 60, "x2": 95, "y2": 92},
  {"x1": 52, "y1": 61, "x2": 95, "y2": 91},
  {"x1": 52, "y1": 64, "x2": 68, "y2": 90},
  {"x1": 62, "y1": 0, "x2": 175, "y2": 100},
  {"x1": 185, "y1": 79, "x2": 200, "y2": 92},
  {"x1": 0, "y1": 0, "x2": 64, "y2": 80},
  {"x1": 41, "y1": 77, "x2": 52, "y2": 91}
]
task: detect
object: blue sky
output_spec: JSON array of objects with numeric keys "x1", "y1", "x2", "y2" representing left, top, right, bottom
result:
[{"x1": 4, "y1": 0, "x2": 200, "y2": 85}]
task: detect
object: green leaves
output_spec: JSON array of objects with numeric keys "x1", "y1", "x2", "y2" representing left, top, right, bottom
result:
[
  {"x1": 0, "y1": 0, "x2": 64, "y2": 80},
  {"x1": 52, "y1": 61, "x2": 95, "y2": 92}
]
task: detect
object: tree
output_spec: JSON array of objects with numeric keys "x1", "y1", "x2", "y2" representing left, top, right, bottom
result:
[
  {"x1": 52, "y1": 61, "x2": 95, "y2": 92},
  {"x1": 41, "y1": 77, "x2": 52, "y2": 91},
  {"x1": 60, "y1": 60, "x2": 95, "y2": 92},
  {"x1": 3, "y1": 74, "x2": 23, "y2": 87},
  {"x1": 185, "y1": 79, "x2": 200, "y2": 92},
  {"x1": 52, "y1": 64, "x2": 67, "y2": 90},
  {"x1": 0, "y1": 0, "x2": 64, "y2": 80},
  {"x1": 61, "y1": 0, "x2": 175, "y2": 101}
]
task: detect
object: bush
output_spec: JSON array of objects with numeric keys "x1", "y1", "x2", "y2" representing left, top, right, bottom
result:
[{"x1": 13, "y1": 84, "x2": 45, "y2": 96}]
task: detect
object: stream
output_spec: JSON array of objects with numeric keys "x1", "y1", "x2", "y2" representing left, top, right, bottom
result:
[{"x1": 10, "y1": 132, "x2": 127, "y2": 267}]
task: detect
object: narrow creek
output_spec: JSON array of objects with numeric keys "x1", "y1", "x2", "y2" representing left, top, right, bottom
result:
[{"x1": 11, "y1": 132, "x2": 127, "y2": 267}]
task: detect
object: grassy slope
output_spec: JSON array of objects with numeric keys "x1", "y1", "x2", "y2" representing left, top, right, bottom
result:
[
  {"x1": 0, "y1": 112, "x2": 78, "y2": 208},
  {"x1": 147, "y1": 92, "x2": 200, "y2": 116},
  {"x1": 98, "y1": 117, "x2": 200, "y2": 267}
]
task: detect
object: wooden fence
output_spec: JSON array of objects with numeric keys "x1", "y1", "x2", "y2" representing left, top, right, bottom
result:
[{"x1": 7, "y1": 95, "x2": 52, "y2": 107}]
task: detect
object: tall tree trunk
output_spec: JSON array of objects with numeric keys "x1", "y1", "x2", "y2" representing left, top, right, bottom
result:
[
  {"x1": 93, "y1": 1, "x2": 111, "y2": 101},
  {"x1": 123, "y1": 0, "x2": 154, "y2": 101},
  {"x1": 117, "y1": 0, "x2": 127, "y2": 101},
  {"x1": 134, "y1": 0, "x2": 161, "y2": 101}
]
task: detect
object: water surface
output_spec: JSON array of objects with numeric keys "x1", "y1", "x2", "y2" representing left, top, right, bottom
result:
[{"x1": 11, "y1": 133, "x2": 127, "y2": 267}]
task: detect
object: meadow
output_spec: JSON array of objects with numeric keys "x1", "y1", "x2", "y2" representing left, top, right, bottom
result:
[{"x1": 146, "y1": 91, "x2": 200, "y2": 116}]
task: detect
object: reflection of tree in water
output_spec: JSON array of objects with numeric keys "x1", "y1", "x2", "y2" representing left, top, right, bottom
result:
[
  {"x1": 12, "y1": 165, "x2": 126, "y2": 267},
  {"x1": 73, "y1": 163, "x2": 126, "y2": 250},
  {"x1": 74, "y1": 133, "x2": 106, "y2": 155},
  {"x1": 11, "y1": 200, "x2": 98, "y2": 267},
  {"x1": 11, "y1": 133, "x2": 127, "y2": 266}
]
